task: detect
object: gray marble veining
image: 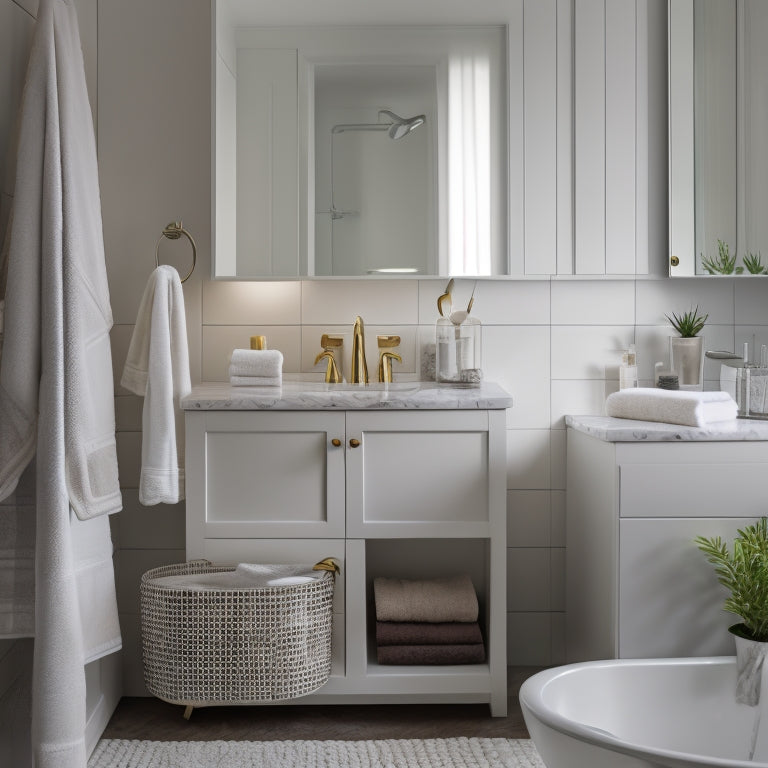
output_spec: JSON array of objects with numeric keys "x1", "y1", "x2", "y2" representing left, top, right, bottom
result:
[
  {"x1": 566, "y1": 414, "x2": 768, "y2": 442},
  {"x1": 182, "y1": 381, "x2": 513, "y2": 411}
]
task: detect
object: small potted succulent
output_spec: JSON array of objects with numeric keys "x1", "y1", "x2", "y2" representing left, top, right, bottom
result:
[
  {"x1": 696, "y1": 518, "x2": 768, "y2": 704},
  {"x1": 665, "y1": 305, "x2": 708, "y2": 390}
]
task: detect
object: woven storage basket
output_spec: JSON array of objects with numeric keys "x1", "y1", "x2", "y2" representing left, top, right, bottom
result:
[{"x1": 140, "y1": 560, "x2": 335, "y2": 706}]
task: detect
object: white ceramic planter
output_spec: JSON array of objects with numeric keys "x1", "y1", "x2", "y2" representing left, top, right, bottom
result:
[
  {"x1": 733, "y1": 624, "x2": 768, "y2": 706},
  {"x1": 669, "y1": 335, "x2": 704, "y2": 390}
]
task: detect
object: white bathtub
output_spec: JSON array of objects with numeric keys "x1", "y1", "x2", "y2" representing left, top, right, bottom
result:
[{"x1": 519, "y1": 657, "x2": 768, "y2": 768}]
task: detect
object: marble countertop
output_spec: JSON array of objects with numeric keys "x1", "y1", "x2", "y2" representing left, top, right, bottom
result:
[
  {"x1": 182, "y1": 380, "x2": 513, "y2": 411},
  {"x1": 566, "y1": 414, "x2": 768, "y2": 442}
]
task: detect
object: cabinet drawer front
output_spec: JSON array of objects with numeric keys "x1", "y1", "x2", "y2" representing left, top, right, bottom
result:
[
  {"x1": 619, "y1": 463, "x2": 768, "y2": 518},
  {"x1": 200, "y1": 538, "x2": 346, "y2": 615}
]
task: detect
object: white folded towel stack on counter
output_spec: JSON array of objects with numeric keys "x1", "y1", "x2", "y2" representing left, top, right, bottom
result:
[
  {"x1": 605, "y1": 387, "x2": 738, "y2": 428},
  {"x1": 228, "y1": 348, "x2": 283, "y2": 386}
]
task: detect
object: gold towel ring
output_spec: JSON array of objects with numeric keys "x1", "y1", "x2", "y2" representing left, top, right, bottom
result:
[{"x1": 155, "y1": 221, "x2": 196, "y2": 283}]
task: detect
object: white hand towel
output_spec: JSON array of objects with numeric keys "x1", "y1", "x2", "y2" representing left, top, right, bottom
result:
[
  {"x1": 229, "y1": 348, "x2": 283, "y2": 378},
  {"x1": 605, "y1": 387, "x2": 738, "y2": 427},
  {"x1": 230, "y1": 375, "x2": 282, "y2": 387},
  {"x1": 121, "y1": 265, "x2": 191, "y2": 505}
]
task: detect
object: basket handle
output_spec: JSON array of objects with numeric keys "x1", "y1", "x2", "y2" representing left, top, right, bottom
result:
[{"x1": 313, "y1": 557, "x2": 340, "y2": 577}]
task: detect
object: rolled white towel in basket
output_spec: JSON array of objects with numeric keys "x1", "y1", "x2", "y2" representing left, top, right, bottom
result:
[
  {"x1": 228, "y1": 349, "x2": 283, "y2": 386},
  {"x1": 152, "y1": 563, "x2": 323, "y2": 591},
  {"x1": 605, "y1": 387, "x2": 737, "y2": 428}
]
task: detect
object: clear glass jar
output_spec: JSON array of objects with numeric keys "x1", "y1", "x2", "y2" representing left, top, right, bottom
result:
[{"x1": 435, "y1": 316, "x2": 482, "y2": 386}]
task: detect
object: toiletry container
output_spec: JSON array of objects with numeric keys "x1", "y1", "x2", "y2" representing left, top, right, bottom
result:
[
  {"x1": 436, "y1": 316, "x2": 482, "y2": 386},
  {"x1": 619, "y1": 345, "x2": 638, "y2": 389}
]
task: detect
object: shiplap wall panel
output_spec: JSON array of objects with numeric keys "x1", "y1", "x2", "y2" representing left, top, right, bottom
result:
[
  {"x1": 556, "y1": 0, "x2": 574, "y2": 275},
  {"x1": 524, "y1": 0, "x2": 557, "y2": 274},
  {"x1": 635, "y1": 0, "x2": 649, "y2": 274},
  {"x1": 507, "y1": 0, "x2": 525, "y2": 275},
  {"x1": 605, "y1": 0, "x2": 637, "y2": 274},
  {"x1": 574, "y1": 0, "x2": 606, "y2": 274}
]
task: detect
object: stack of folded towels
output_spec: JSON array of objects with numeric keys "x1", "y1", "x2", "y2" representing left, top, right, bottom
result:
[
  {"x1": 228, "y1": 348, "x2": 283, "y2": 387},
  {"x1": 373, "y1": 573, "x2": 485, "y2": 664},
  {"x1": 605, "y1": 387, "x2": 737, "y2": 428}
]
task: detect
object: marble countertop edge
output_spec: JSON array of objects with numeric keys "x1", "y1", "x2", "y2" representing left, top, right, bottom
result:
[
  {"x1": 566, "y1": 414, "x2": 768, "y2": 442},
  {"x1": 182, "y1": 381, "x2": 513, "y2": 411}
]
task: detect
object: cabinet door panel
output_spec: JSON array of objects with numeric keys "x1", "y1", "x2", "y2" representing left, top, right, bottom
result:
[
  {"x1": 206, "y1": 430, "x2": 327, "y2": 522},
  {"x1": 619, "y1": 517, "x2": 755, "y2": 658},
  {"x1": 346, "y1": 411, "x2": 491, "y2": 537},
  {"x1": 185, "y1": 411, "x2": 345, "y2": 548}
]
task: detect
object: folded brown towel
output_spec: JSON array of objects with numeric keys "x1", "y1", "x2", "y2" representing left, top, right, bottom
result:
[
  {"x1": 373, "y1": 574, "x2": 478, "y2": 623},
  {"x1": 376, "y1": 621, "x2": 483, "y2": 646},
  {"x1": 377, "y1": 643, "x2": 486, "y2": 665}
]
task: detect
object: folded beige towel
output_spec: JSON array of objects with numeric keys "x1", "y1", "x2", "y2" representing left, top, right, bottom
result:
[
  {"x1": 373, "y1": 573, "x2": 478, "y2": 623},
  {"x1": 605, "y1": 387, "x2": 737, "y2": 427}
]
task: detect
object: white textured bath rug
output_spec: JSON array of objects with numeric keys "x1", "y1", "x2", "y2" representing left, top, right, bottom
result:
[{"x1": 88, "y1": 737, "x2": 545, "y2": 768}]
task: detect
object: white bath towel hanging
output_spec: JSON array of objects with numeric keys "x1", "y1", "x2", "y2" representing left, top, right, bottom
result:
[
  {"x1": 0, "y1": 0, "x2": 123, "y2": 765},
  {"x1": 121, "y1": 265, "x2": 191, "y2": 505}
]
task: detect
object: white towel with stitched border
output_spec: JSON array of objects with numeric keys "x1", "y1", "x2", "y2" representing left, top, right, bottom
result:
[
  {"x1": 121, "y1": 265, "x2": 191, "y2": 506},
  {"x1": 605, "y1": 387, "x2": 738, "y2": 427},
  {"x1": 0, "y1": 0, "x2": 122, "y2": 764}
]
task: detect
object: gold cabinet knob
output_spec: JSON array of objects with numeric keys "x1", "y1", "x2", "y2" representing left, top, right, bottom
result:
[
  {"x1": 331, "y1": 438, "x2": 342, "y2": 447},
  {"x1": 349, "y1": 438, "x2": 361, "y2": 448}
]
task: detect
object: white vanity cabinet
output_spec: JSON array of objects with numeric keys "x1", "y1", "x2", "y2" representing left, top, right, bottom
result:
[
  {"x1": 183, "y1": 383, "x2": 510, "y2": 715},
  {"x1": 565, "y1": 420, "x2": 768, "y2": 663}
]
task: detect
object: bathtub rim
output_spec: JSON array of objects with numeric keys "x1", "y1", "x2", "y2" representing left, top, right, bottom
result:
[{"x1": 519, "y1": 656, "x2": 765, "y2": 768}]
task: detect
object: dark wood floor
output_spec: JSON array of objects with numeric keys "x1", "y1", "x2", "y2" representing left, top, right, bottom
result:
[{"x1": 103, "y1": 667, "x2": 541, "y2": 741}]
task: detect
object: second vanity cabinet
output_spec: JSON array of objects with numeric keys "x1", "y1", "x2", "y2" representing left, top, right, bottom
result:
[
  {"x1": 565, "y1": 417, "x2": 768, "y2": 663},
  {"x1": 183, "y1": 383, "x2": 510, "y2": 715}
]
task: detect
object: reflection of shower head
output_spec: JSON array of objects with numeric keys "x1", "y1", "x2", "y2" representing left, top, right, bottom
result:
[
  {"x1": 378, "y1": 110, "x2": 426, "y2": 139},
  {"x1": 331, "y1": 111, "x2": 426, "y2": 139}
]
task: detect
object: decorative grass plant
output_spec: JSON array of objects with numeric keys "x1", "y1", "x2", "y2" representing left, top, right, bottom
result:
[
  {"x1": 695, "y1": 517, "x2": 768, "y2": 642},
  {"x1": 701, "y1": 239, "x2": 743, "y2": 275},
  {"x1": 743, "y1": 252, "x2": 768, "y2": 275},
  {"x1": 665, "y1": 305, "x2": 708, "y2": 337}
]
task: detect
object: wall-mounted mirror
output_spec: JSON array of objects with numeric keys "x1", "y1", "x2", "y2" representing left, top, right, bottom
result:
[
  {"x1": 213, "y1": 1, "x2": 507, "y2": 279},
  {"x1": 669, "y1": 0, "x2": 768, "y2": 276}
]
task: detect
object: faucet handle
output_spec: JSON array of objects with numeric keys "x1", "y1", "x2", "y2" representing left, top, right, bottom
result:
[
  {"x1": 321, "y1": 334, "x2": 344, "y2": 350},
  {"x1": 377, "y1": 334, "x2": 401, "y2": 349}
]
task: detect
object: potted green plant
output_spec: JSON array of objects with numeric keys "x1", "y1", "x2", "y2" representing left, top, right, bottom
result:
[
  {"x1": 665, "y1": 306, "x2": 708, "y2": 390},
  {"x1": 696, "y1": 517, "x2": 768, "y2": 704}
]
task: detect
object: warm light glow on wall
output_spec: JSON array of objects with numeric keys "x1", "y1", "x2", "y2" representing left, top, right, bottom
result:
[{"x1": 447, "y1": 51, "x2": 491, "y2": 276}]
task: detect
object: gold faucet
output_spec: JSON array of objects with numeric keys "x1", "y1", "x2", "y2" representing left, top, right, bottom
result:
[
  {"x1": 377, "y1": 335, "x2": 402, "y2": 383},
  {"x1": 350, "y1": 316, "x2": 369, "y2": 384},
  {"x1": 314, "y1": 334, "x2": 343, "y2": 383}
]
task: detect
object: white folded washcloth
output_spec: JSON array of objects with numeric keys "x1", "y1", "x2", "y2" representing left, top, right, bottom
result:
[
  {"x1": 230, "y1": 375, "x2": 282, "y2": 387},
  {"x1": 229, "y1": 349, "x2": 283, "y2": 378},
  {"x1": 605, "y1": 387, "x2": 738, "y2": 428}
]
